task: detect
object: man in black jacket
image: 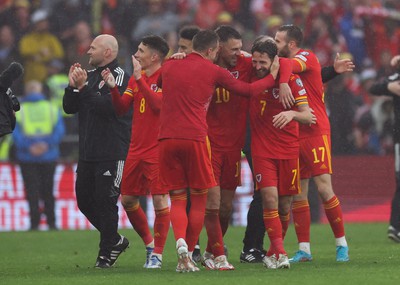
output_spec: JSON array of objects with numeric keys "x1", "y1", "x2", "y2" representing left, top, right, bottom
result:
[
  {"x1": 370, "y1": 56, "x2": 400, "y2": 242},
  {"x1": 63, "y1": 34, "x2": 131, "y2": 268}
]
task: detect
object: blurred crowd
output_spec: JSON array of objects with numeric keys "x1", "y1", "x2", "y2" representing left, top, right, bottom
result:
[{"x1": 1, "y1": 0, "x2": 400, "y2": 161}]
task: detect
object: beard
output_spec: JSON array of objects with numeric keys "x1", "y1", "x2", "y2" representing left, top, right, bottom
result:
[{"x1": 278, "y1": 45, "x2": 290, "y2": 58}]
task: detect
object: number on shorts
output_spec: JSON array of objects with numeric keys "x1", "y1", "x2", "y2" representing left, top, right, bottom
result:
[
  {"x1": 312, "y1": 147, "x2": 325, "y2": 163},
  {"x1": 291, "y1": 168, "x2": 297, "y2": 185}
]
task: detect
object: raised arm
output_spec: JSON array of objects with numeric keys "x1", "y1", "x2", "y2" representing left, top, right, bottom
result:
[
  {"x1": 131, "y1": 56, "x2": 162, "y2": 112},
  {"x1": 322, "y1": 53, "x2": 355, "y2": 83}
]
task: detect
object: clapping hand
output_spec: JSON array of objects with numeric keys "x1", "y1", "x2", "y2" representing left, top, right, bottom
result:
[{"x1": 101, "y1": 68, "x2": 116, "y2": 88}]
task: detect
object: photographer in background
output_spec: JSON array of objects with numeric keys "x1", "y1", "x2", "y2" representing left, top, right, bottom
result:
[
  {"x1": 370, "y1": 55, "x2": 400, "y2": 242},
  {"x1": 0, "y1": 62, "x2": 23, "y2": 138}
]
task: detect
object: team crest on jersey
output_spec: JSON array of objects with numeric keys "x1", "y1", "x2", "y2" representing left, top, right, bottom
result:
[
  {"x1": 231, "y1": 71, "x2": 239, "y2": 79},
  {"x1": 256, "y1": 174, "x2": 262, "y2": 183},
  {"x1": 150, "y1": 84, "x2": 158, "y2": 92},
  {"x1": 272, "y1": 88, "x2": 280, "y2": 99},
  {"x1": 99, "y1": 80, "x2": 106, "y2": 89},
  {"x1": 296, "y1": 78, "x2": 304, "y2": 88}
]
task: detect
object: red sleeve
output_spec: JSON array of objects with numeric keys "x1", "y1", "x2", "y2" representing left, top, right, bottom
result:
[
  {"x1": 136, "y1": 77, "x2": 162, "y2": 112},
  {"x1": 278, "y1": 57, "x2": 292, "y2": 84},
  {"x1": 291, "y1": 57, "x2": 305, "y2": 74},
  {"x1": 110, "y1": 85, "x2": 133, "y2": 116},
  {"x1": 216, "y1": 66, "x2": 275, "y2": 97}
]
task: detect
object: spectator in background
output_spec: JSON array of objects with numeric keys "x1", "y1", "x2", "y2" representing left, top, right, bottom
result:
[
  {"x1": 19, "y1": 9, "x2": 65, "y2": 84},
  {"x1": 0, "y1": 25, "x2": 19, "y2": 71},
  {"x1": 46, "y1": 59, "x2": 69, "y2": 115},
  {"x1": 304, "y1": 14, "x2": 347, "y2": 67},
  {"x1": 13, "y1": 80, "x2": 65, "y2": 230},
  {"x1": 131, "y1": 0, "x2": 180, "y2": 47},
  {"x1": 46, "y1": 58, "x2": 77, "y2": 161},
  {"x1": 339, "y1": 2, "x2": 367, "y2": 69},
  {"x1": 10, "y1": 0, "x2": 31, "y2": 42},
  {"x1": 65, "y1": 21, "x2": 92, "y2": 70},
  {"x1": 194, "y1": 0, "x2": 224, "y2": 29},
  {"x1": 49, "y1": 0, "x2": 89, "y2": 44}
]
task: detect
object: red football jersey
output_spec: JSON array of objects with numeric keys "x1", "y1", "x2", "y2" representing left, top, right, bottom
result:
[
  {"x1": 249, "y1": 73, "x2": 308, "y2": 159},
  {"x1": 291, "y1": 48, "x2": 330, "y2": 138},
  {"x1": 207, "y1": 56, "x2": 293, "y2": 151},
  {"x1": 207, "y1": 55, "x2": 252, "y2": 151},
  {"x1": 159, "y1": 53, "x2": 275, "y2": 142},
  {"x1": 124, "y1": 69, "x2": 162, "y2": 163}
]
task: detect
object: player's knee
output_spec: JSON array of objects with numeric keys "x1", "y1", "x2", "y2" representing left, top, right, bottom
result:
[
  {"x1": 121, "y1": 195, "x2": 139, "y2": 209},
  {"x1": 153, "y1": 194, "x2": 168, "y2": 209},
  {"x1": 262, "y1": 195, "x2": 278, "y2": 209},
  {"x1": 219, "y1": 205, "x2": 232, "y2": 219}
]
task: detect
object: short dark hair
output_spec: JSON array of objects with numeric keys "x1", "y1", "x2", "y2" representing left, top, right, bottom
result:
[
  {"x1": 253, "y1": 35, "x2": 274, "y2": 45},
  {"x1": 214, "y1": 25, "x2": 241, "y2": 43},
  {"x1": 251, "y1": 39, "x2": 277, "y2": 61},
  {"x1": 193, "y1": 30, "x2": 219, "y2": 52},
  {"x1": 179, "y1": 25, "x2": 200, "y2": 41},
  {"x1": 141, "y1": 35, "x2": 170, "y2": 58},
  {"x1": 277, "y1": 24, "x2": 303, "y2": 47}
]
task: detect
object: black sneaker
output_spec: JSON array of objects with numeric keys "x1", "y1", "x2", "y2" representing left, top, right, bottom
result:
[
  {"x1": 240, "y1": 248, "x2": 265, "y2": 263},
  {"x1": 110, "y1": 235, "x2": 130, "y2": 266},
  {"x1": 388, "y1": 226, "x2": 400, "y2": 242},
  {"x1": 95, "y1": 256, "x2": 112, "y2": 269},
  {"x1": 192, "y1": 245, "x2": 201, "y2": 263}
]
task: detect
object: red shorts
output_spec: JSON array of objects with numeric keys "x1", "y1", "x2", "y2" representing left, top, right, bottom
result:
[
  {"x1": 253, "y1": 157, "x2": 301, "y2": 196},
  {"x1": 211, "y1": 149, "x2": 241, "y2": 190},
  {"x1": 159, "y1": 138, "x2": 217, "y2": 191},
  {"x1": 299, "y1": 134, "x2": 332, "y2": 179},
  {"x1": 121, "y1": 158, "x2": 166, "y2": 196}
]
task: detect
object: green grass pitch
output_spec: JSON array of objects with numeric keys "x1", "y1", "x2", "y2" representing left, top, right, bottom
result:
[{"x1": 1, "y1": 223, "x2": 399, "y2": 285}]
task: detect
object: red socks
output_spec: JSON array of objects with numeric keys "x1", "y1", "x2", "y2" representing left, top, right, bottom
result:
[
  {"x1": 125, "y1": 203, "x2": 153, "y2": 245},
  {"x1": 186, "y1": 189, "x2": 208, "y2": 252},
  {"x1": 205, "y1": 208, "x2": 224, "y2": 256},
  {"x1": 169, "y1": 191, "x2": 188, "y2": 241},
  {"x1": 153, "y1": 207, "x2": 170, "y2": 255},
  {"x1": 280, "y1": 212, "x2": 290, "y2": 240},
  {"x1": 263, "y1": 209, "x2": 286, "y2": 256},
  {"x1": 324, "y1": 196, "x2": 345, "y2": 238},
  {"x1": 292, "y1": 200, "x2": 311, "y2": 243}
]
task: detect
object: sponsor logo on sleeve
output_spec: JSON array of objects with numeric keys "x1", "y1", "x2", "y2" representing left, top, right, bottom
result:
[
  {"x1": 299, "y1": 89, "x2": 306, "y2": 95},
  {"x1": 295, "y1": 54, "x2": 307, "y2": 62},
  {"x1": 296, "y1": 78, "x2": 304, "y2": 87}
]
